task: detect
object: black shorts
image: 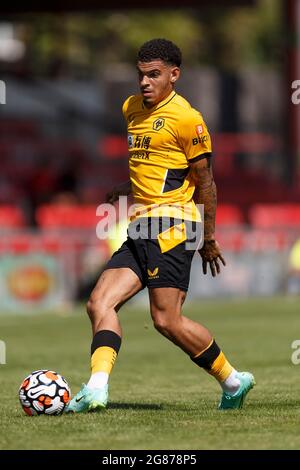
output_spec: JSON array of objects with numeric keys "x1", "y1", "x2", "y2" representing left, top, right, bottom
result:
[{"x1": 104, "y1": 218, "x2": 202, "y2": 292}]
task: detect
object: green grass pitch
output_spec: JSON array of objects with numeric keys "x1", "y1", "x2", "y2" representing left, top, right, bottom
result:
[{"x1": 0, "y1": 296, "x2": 300, "y2": 450}]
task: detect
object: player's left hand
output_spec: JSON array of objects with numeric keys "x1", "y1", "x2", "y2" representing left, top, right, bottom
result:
[{"x1": 198, "y1": 240, "x2": 226, "y2": 277}]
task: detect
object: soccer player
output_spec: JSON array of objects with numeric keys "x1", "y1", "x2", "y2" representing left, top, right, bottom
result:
[{"x1": 66, "y1": 38, "x2": 255, "y2": 413}]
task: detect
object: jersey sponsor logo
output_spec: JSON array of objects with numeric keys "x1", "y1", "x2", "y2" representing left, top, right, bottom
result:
[
  {"x1": 153, "y1": 118, "x2": 165, "y2": 131},
  {"x1": 147, "y1": 267, "x2": 159, "y2": 278},
  {"x1": 134, "y1": 135, "x2": 151, "y2": 149},
  {"x1": 195, "y1": 124, "x2": 204, "y2": 136},
  {"x1": 130, "y1": 150, "x2": 150, "y2": 160},
  {"x1": 192, "y1": 135, "x2": 208, "y2": 146}
]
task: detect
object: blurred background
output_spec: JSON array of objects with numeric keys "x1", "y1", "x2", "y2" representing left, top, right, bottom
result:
[{"x1": 0, "y1": 0, "x2": 300, "y2": 311}]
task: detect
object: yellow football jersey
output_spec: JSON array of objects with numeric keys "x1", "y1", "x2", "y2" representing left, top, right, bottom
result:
[{"x1": 123, "y1": 91, "x2": 212, "y2": 221}]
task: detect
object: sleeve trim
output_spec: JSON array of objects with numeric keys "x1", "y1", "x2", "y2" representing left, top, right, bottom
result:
[{"x1": 188, "y1": 152, "x2": 213, "y2": 164}]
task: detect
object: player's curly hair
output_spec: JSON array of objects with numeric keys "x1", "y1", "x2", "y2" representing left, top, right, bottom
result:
[{"x1": 137, "y1": 38, "x2": 182, "y2": 67}]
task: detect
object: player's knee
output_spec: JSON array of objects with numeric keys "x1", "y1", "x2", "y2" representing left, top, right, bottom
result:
[
  {"x1": 152, "y1": 311, "x2": 175, "y2": 336},
  {"x1": 86, "y1": 295, "x2": 110, "y2": 323},
  {"x1": 86, "y1": 296, "x2": 98, "y2": 320}
]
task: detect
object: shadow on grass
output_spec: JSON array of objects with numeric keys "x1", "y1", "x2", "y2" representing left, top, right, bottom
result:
[{"x1": 108, "y1": 402, "x2": 163, "y2": 410}]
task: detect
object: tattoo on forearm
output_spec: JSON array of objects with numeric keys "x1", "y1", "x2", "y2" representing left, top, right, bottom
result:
[
  {"x1": 200, "y1": 181, "x2": 217, "y2": 239},
  {"x1": 192, "y1": 163, "x2": 217, "y2": 239}
]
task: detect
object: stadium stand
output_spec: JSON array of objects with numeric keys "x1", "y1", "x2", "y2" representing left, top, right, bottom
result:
[
  {"x1": 216, "y1": 204, "x2": 245, "y2": 226},
  {"x1": 35, "y1": 204, "x2": 106, "y2": 229},
  {"x1": 249, "y1": 204, "x2": 300, "y2": 228},
  {"x1": 0, "y1": 205, "x2": 27, "y2": 229}
]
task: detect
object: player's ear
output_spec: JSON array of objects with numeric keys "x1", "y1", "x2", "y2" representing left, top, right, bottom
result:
[{"x1": 170, "y1": 67, "x2": 180, "y2": 84}]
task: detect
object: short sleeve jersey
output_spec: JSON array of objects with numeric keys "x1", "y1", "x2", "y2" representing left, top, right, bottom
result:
[{"x1": 122, "y1": 91, "x2": 212, "y2": 221}]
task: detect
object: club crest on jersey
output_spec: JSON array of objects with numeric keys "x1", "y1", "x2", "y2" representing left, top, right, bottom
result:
[
  {"x1": 195, "y1": 124, "x2": 204, "y2": 136},
  {"x1": 153, "y1": 118, "x2": 165, "y2": 131},
  {"x1": 128, "y1": 134, "x2": 134, "y2": 149}
]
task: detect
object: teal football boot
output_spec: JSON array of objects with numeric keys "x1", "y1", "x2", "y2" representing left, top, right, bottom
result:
[
  {"x1": 218, "y1": 372, "x2": 255, "y2": 410},
  {"x1": 65, "y1": 383, "x2": 108, "y2": 413}
]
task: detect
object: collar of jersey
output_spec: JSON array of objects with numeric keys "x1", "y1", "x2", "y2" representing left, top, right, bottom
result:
[{"x1": 141, "y1": 91, "x2": 176, "y2": 112}]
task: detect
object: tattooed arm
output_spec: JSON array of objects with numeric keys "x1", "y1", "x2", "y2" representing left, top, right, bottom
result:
[{"x1": 189, "y1": 156, "x2": 226, "y2": 277}]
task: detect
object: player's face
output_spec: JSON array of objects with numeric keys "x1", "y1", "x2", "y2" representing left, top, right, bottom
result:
[{"x1": 137, "y1": 60, "x2": 180, "y2": 108}]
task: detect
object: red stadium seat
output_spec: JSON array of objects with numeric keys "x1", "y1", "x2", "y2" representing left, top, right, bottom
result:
[
  {"x1": 216, "y1": 204, "x2": 245, "y2": 226},
  {"x1": 0, "y1": 205, "x2": 27, "y2": 228},
  {"x1": 98, "y1": 135, "x2": 128, "y2": 159},
  {"x1": 249, "y1": 204, "x2": 300, "y2": 228},
  {"x1": 36, "y1": 203, "x2": 245, "y2": 229},
  {"x1": 35, "y1": 204, "x2": 107, "y2": 229}
]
